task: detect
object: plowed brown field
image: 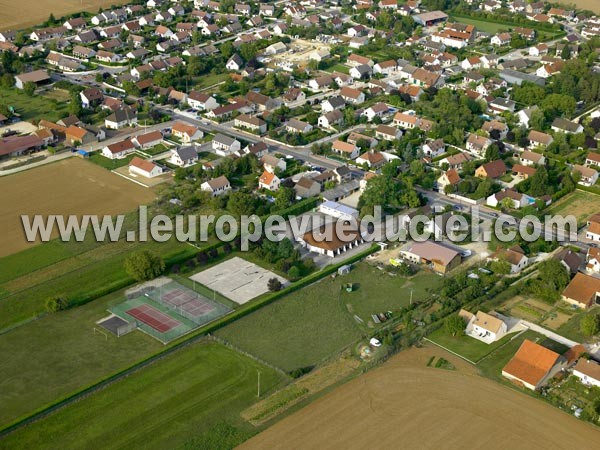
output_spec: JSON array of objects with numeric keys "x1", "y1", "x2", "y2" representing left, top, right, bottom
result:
[
  {"x1": 241, "y1": 346, "x2": 600, "y2": 450},
  {"x1": 0, "y1": 158, "x2": 155, "y2": 256}
]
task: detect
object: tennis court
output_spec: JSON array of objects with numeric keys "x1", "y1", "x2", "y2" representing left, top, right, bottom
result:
[
  {"x1": 126, "y1": 304, "x2": 181, "y2": 333},
  {"x1": 109, "y1": 278, "x2": 232, "y2": 344}
]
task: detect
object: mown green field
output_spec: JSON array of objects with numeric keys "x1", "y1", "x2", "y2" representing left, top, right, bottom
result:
[
  {"x1": 0, "y1": 290, "x2": 163, "y2": 429},
  {"x1": 0, "y1": 236, "x2": 195, "y2": 330},
  {"x1": 0, "y1": 87, "x2": 70, "y2": 122},
  {"x1": 1, "y1": 342, "x2": 287, "y2": 450},
  {"x1": 216, "y1": 262, "x2": 437, "y2": 372}
]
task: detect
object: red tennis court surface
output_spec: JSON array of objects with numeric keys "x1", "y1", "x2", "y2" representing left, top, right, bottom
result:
[{"x1": 127, "y1": 304, "x2": 181, "y2": 333}]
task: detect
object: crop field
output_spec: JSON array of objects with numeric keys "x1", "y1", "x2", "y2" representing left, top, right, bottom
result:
[
  {"x1": 216, "y1": 263, "x2": 438, "y2": 372},
  {"x1": 0, "y1": 158, "x2": 155, "y2": 257},
  {"x1": 570, "y1": 0, "x2": 600, "y2": 13},
  {"x1": 0, "y1": 290, "x2": 163, "y2": 430},
  {"x1": 0, "y1": 1, "x2": 129, "y2": 31},
  {"x1": 1, "y1": 341, "x2": 287, "y2": 450},
  {"x1": 241, "y1": 345, "x2": 600, "y2": 449},
  {"x1": 546, "y1": 190, "x2": 600, "y2": 225}
]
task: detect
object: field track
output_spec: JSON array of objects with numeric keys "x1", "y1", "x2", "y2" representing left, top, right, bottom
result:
[
  {"x1": 0, "y1": 1, "x2": 129, "y2": 31},
  {"x1": 0, "y1": 158, "x2": 155, "y2": 257},
  {"x1": 241, "y1": 345, "x2": 600, "y2": 450}
]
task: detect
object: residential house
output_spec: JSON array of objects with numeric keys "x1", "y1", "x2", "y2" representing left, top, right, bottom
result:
[
  {"x1": 318, "y1": 110, "x2": 344, "y2": 129},
  {"x1": 212, "y1": 134, "x2": 240, "y2": 156},
  {"x1": 132, "y1": 130, "x2": 163, "y2": 149},
  {"x1": 475, "y1": 160, "x2": 507, "y2": 179},
  {"x1": 528, "y1": 130, "x2": 553, "y2": 148},
  {"x1": 234, "y1": 114, "x2": 266, "y2": 134},
  {"x1": 129, "y1": 157, "x2": 162, "y2": 178},
  {"x1": 261, "y1": 154, "x2": 287, "y2": 173},
  {"x1": 285, "y1": 119, "x2": 312, "y2": 134},
  {"x1": 585, "y1": 152, "x2": 600, "y2": 167},
  {"x1": 573, "y1": 165, "x2": 599, "y2": 187},
  {"x1": 187, "y1": 91, "x2": 219, "y2": 111},
  {"x1": 437, "y1": 169, "x2": 461, "y2": 192},
  {"x1": 375, "y1": 124, "x2": 402, "y2": 141},
  {"x1": 101, "y1": 139, "x2": 135, "y2": 159},
  {"x1": 104, "y1": 107, "x2": 137, "y2": 129},
  {"x1": 423, "y1": 139, "x2": 445, "y2": 157},
  {"x1": 80, "y1": 88, "x2": 104, "y2": 108},
  {"x1": 462, "y1": 310, "x2": 508, "y2": 344},
  {"x1": 519, "y1": 150, "x2": 545, "y2": 166},
  {"x1": 170, "y1": 146, "x2": 198, "y2": 167},
  {"x1": 362, "y1": 103, "x2": 388, "y2": 122},
  {"x1": 332, "y1": 140, "x2": 359, "y2": 159},
  {"x1": 172, "y1": 122, "x2": 203, "y2": 143},
  {"x1": 466, "y1": 134, "x2": 492, "y2": 155},
  {"x1": 551, "y1": 118, "x2": 584, "y2": 135},
  {"x1": 562, "y1": 272, "x2": 600, "y2": 309},
  {"x1": 340, "y1": 86, "x2": 365, "y2": 104},
  {"x1": 258, "y1": 170, "x2": 280, "y2": 191},
  {"x1": 201, "y1": 176, "x2": 232, "y2": 196},
  {"x1": 586, "y1": 214, "x2": 600, "y2": 242},
  {"x1": 294, "y1": 177, "x2": 321, "y2": 198},
  {"x1": 572, "y1": 359, "x2": 600, "y2": 388},
  {"x1": 356, "y1": 150, "x2": 385, "y2": 169},
  {"x1": 226, "y1": 54, "x2": 243, "y2": 71}
]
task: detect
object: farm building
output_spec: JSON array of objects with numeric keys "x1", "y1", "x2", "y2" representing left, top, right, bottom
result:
[
  {"x1": 400, "y1": 241, "x2": 461, "y2": 274},
  {"x1": 502, "y1": 339, "x2": 565, "y2": 390},
  {"x1": 14, "y1": 70, "x2": 50, "y2": 89}
]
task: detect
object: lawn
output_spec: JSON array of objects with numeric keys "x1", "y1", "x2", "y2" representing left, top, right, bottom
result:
[
  {"x1": 476, "y1": 330, "x2": 563, "y2": 383},
  {"x1": 326, "y1": 64, "x2": 350, "y2": 75},
  {"x1": 0, "y1": 235, "x2": 196, "y2": 330},
  {"x1": 451, "y1": 16, "x2": 510, "y2": 34},
  {"x1": 556, "y1": 309, "x2": 591, "y2": 343},
  {"x1": 1, "y1": 342, "x2": 287, "y2": 450},
  {"x1": 215, "y1": 274, "x2": 365, "y2": 372},
  {"x1": 0, "y1": 290, "x2": 164, "y2": 429},
  {"x1": 546, "y1": 190, "x2": 600, "y2": 226},
  {"x1": 215, "y1": 262, "x2": 437, "y2": 372},
  {"x1": 88, "y1": 151, "x2": 137, "y2": 170},
  {"x1": 340, "y1": 264, "x2": 442, "y2": 325},
  {"x1": 427, "y1": 326, "x2": 523, "y2": 363},
  {"x1": 0, "y1": 86, "x2": 70, "y2": 122}
]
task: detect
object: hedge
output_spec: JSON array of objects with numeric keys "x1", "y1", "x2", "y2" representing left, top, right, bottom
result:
[{"x1": 0, "y1": 244, "x2": 379, "y2": 436}]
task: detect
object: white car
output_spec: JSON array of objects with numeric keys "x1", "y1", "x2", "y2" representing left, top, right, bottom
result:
[{"x1": 369, "y1": 337, "x2": 382, "y2": 348}]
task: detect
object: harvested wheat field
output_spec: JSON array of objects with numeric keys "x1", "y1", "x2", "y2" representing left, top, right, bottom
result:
[
  {"x1": 0, "y1": 0, "x2": 129, "y2": 31},
  {"x1": 241, "y1": 345, "x2": 600, "y2": 450},
  {"x1": 570, "y1": 0, "x2": 600, "y2": 13},
  {"x1": 0, "y1": 158, "x2": 155, "y2": 256}
]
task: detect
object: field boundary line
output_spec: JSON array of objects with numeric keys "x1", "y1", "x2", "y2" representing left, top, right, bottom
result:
[
  {"x1": 110, "y1": 169, "x2": 151, "y2": 188},
  {"x1": 207, "y1": 334, "x2": 288, "y2": 376},
  {"x1": 475, "y1": 328, "x2": 528, "y2": 364},
  {"x1": 422, "y1": 337, "x2": 477, "y2": 365}
]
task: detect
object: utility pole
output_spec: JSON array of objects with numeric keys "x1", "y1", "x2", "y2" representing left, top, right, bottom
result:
[{"x1": 410, "y1": 289, "x2": 413, "y2": 305}]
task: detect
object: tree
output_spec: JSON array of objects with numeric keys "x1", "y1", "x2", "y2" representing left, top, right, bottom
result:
[
  {"x1": 528, "y1": 166, "x2": 548, "y2": 197},
  {"x1": 580, "y1": 314, "x2": 600, "y2": 337},
  {"x1": 0, "y1": 73, "x2": 14, "y2": 89},
  {"x1": 490, "y1": 259, "x2": 511, "y2": 275},
  {"x1": 499, "y1": 197, "x2": 514, "y2": 211},
  {"x1": 287, "y1": 266, "x2": 301, "y2": 280},
  {"x1": 444, "y1": 315, "x2": 465, "y2": 336},
  {"x1": 124, "y1": 250, "x2": 165, "y2": 281},
  {"x1": 45, "y1": 295, "x2": 69, "y2": 312},
  {"x1": 484, "y1": 142, "x2": 501, "y2": 162},
  {"x1": 538, "y1": 258, "x2": 570, "y2": 292},
  {"x1": 274, "y1": 187, "x2": 294, "y2": 211},
  {"x1": 23, "y1": 81, "x2": 36, "y2": 97},
  {"x1": 267, "y1": 277, "x2": 283, "y2": 292}
]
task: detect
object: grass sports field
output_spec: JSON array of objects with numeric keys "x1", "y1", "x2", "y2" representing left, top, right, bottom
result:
[
  {"x1": 0, "y1": 1, "x2": 129, "y2": 31},
  {"x1": 0, "y1": 157, "x2": 155, "y2": 257},
  {"x1": 216, "y1": 263, "x2": 440, "y2": 372},
  {"x1": 546, "y1": 190, "x2": 600, "y2": 226},
  {"x1": 241, "y1": 345, "x2": 600, "y2": 449},
  {"x1": 0, "y1": 290, "x2": 163, "y2": 429},
  {"x1": 2, "y1": 341, "x2": 287, "y2": 450}
]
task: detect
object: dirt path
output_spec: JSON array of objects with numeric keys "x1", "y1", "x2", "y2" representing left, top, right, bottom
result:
[{"x1": 240, "y1": 345, "x2": 600, "y2": 450}]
